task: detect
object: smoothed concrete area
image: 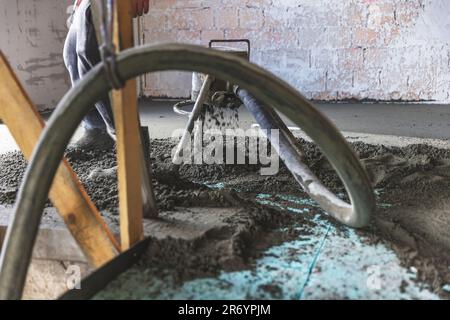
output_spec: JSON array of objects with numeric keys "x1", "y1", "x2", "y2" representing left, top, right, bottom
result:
[
  {"x1": 1, "y1": 100, "x2": 449, "y2": 153},
  {"x1": 137, "y1": 99, "x2": 450, "y2": 140}
]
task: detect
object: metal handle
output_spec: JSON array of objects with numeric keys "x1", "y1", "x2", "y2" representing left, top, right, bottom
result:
[{"x1": 209, "y1": 39, "x2": 251, "y2": 59}]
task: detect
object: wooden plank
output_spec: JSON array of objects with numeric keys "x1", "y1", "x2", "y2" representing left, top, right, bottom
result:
[
  {"x1": 0, "y1": 225, "x2": 5, "y2": 250},
  {"x1": 0, "y1": 51, "x2": 119, "y2": 267},
  {"x1": 112, "y1": 0, "x2": 144, "y2": 249}
]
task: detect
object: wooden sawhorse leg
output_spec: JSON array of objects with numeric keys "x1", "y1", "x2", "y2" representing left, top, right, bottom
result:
[
  {"x1": 112, "y1": 1, "x2": 157, "y2": 250},
  {"x1": 0, "y1": 52, "x2": 119, "y2": 267}
]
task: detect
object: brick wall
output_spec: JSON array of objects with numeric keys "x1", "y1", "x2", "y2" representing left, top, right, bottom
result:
[
  {"x1": 141, "y1": 0, "x2": 450, "y2": 102},
  {"x1": 1, "y1": 0, "x2": 73, "y2": 111}
]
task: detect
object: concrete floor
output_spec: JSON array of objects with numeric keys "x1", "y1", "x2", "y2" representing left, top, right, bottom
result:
[
  {"x1": 2, "y1": 99, "x2": 449, "y2": 299},
  {"x1": 141, "y1": 99, "x2": 450, "y2": 139},
  {"x1": 1, "y1": 100, "x2": 450, "y2": 154},
  {"x1": 90, "y1": 101, "x2": 450, "y2": 299},
  {"x1": 96, "y1": 190, "x2": 439, "y2": 300}
]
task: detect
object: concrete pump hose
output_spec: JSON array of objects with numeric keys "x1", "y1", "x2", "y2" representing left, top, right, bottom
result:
[
  {"x1": 0, "y1": 44, "x2": 375, "y2": 300},
  {"x1": 236, "y1": 87, "x2": 366, "y2": 225}
]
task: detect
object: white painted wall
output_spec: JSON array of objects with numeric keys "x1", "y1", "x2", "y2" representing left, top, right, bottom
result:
[
  {"x1": 0, "y1": 0, "x2": 72, "y2": 111},
  {"x1": 141, "y1": 0, "x2": 450, "y2": 103},
  {"x1": 1, "y1": 0, "x2": 449, "y2": 106},
  {"x1": 415, "y1": 0, "x2": 450, "y2": 43}
]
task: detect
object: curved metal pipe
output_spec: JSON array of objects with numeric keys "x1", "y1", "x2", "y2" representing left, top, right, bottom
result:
[{"x1": 0, "y1": 43, "x2": 375, "y2": 299}]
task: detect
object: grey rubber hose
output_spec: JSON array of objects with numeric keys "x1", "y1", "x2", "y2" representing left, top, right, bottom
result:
[
  {"x1": 236, "y1": 88, "x2": 365, "y2": 224},
  {"x1": 0, "y1": 44, "x2": 375, "y2": 300}
]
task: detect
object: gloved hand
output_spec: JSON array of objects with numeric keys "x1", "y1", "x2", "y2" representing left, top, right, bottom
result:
[{"x1": 132, "y1": 0, "x2": 150, "y2": 17}]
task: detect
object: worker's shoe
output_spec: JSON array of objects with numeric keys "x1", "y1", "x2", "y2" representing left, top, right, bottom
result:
[{"x1": 70, "y1": 128, "x2": 115, "y2": 151}]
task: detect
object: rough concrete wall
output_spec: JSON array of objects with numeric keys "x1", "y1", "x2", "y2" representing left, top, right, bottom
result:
[
  {"x1": 141, "y1": 0, "x2": 450, "y2": 102},
  {"x1": 0, "y1": 0, "x2": 72, "y2": 111}
]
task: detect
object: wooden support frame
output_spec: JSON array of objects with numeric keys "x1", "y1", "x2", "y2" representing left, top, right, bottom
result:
[
  {"x1": 0, "y1": 52, "x2": 120, "y2": 267},
  {"x1": 0, "y1": 2, "x2": 151, "y2": 273},
  {"x1": 112, "y1": 0, "x2": 145, "y2": 249}
]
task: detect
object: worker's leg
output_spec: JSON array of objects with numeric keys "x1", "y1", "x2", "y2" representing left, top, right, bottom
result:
[
  {"x1": 64, "y1": 10, "x2": 107, "y2": 133},
  {"x1": 74, "y1": 0, "x2": 116, "y2": 138},
  {"x1": 63, "y1": 1, "x2": 115, "y2": 150}
]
